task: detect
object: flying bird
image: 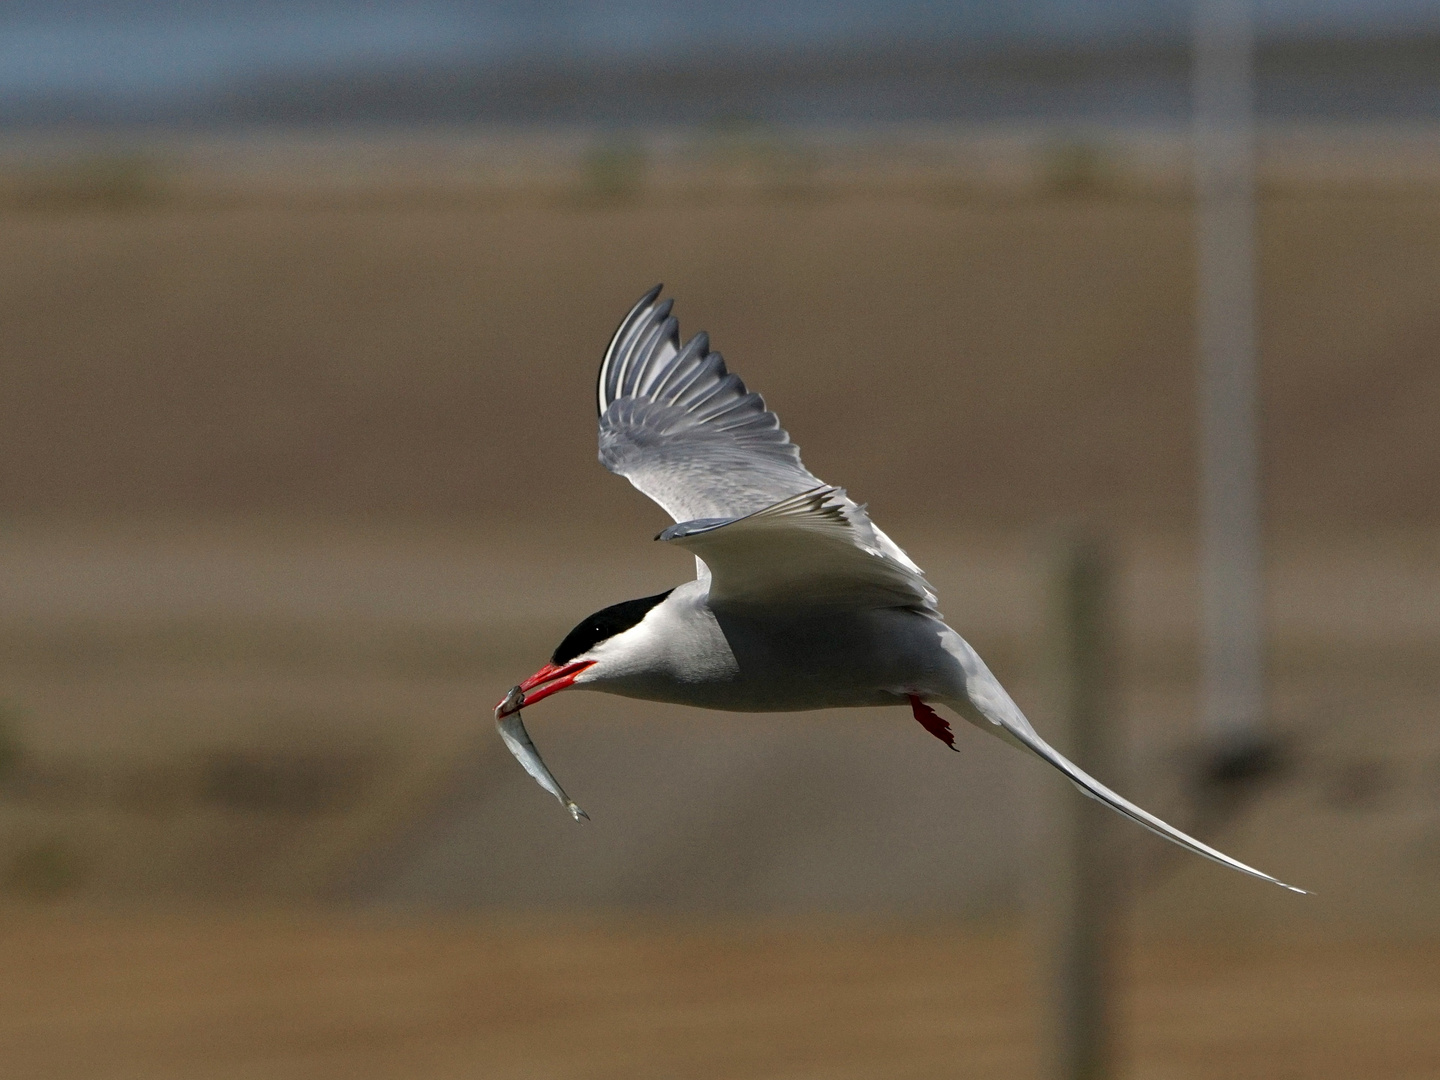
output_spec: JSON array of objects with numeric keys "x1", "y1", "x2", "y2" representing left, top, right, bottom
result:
[{"x1": 495, "y1": 286, "x2": 1304, "y2": 894}]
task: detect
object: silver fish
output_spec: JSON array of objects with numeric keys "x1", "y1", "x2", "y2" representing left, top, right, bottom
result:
[{"x1": 493, "y1": 692, "x2": 588, "y2": 822}]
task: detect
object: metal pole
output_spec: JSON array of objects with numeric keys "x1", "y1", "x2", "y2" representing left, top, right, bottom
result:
[
  {"x1": 1194, "y1": 0, "x2": 1265, "y2": 751},
  {"x1": 1045, "y1": 535, "x2": 1119, "y2": 1080}
]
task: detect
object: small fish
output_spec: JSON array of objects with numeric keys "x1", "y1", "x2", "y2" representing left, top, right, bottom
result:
[{"x1": 493, "y1": 693, "x2": 588, "y2": 822}]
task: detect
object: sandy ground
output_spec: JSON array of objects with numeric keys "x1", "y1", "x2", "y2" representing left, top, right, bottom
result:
[{"x1": 0, "y1": 912, "x2": 1435, "y2": 1080}]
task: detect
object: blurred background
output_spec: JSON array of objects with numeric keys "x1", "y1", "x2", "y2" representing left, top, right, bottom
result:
[{"x1": 2, "y1": 2, "x2": 1439, "y2": 1077}]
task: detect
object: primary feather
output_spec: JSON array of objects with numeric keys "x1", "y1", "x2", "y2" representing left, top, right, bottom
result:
[
  {"x1": 597, "y1": 285, "x2": 822, "y2": 521},
  {"x1": 598, "y1": 286, "x2": 931, "y2": 603}
]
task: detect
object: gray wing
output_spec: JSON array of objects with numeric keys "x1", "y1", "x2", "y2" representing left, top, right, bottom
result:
[
  {"x1": 659, "y1": 486, "x2": 938, "y2": 613},
  {"x1": 597, "y1": 286, "x2": 824, "y2": 522}
]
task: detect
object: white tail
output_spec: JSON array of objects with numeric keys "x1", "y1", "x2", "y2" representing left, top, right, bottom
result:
[{"x1": 938, "y1": 630, "x2": 1306, "y2": 894}]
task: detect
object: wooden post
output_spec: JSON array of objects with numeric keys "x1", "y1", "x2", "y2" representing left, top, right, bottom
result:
[{"x1": 1044, "y1": 534, "x2": 1120, "y2": 1080}]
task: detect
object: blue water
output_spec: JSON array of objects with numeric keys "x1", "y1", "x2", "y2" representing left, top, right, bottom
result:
[{"x1": 2, "y1": 0, "x2": 1437, "y2": 100}]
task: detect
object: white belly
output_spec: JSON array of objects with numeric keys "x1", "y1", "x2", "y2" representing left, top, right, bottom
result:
[{"x1": 595, "y1": 602, "x2": 963, "y2": 713}]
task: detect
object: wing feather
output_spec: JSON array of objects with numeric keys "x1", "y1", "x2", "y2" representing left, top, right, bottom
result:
[
  {"x1": 659, "y1": 486, "x2": 939, "y2": 613},
  {"x1": 598, "y1": 289, "x2": 932, "y2": 609},
  {"x1": 597, "y1": 287, "x2": 821, "y2": 522}
]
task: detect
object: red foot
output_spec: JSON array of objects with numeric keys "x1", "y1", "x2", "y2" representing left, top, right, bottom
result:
[{"x1": 908, "y1": 694, "x2": 957, "y2": 751}]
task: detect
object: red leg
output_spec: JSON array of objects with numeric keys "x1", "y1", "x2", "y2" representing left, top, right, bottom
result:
[{"x1": 908, "y1": 694, "x2": 957, "y2": 751}]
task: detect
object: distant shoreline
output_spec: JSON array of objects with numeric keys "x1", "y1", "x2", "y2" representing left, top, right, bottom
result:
[{"x1": 6, "y1": 33, "x2": 1440, "y2": 130}]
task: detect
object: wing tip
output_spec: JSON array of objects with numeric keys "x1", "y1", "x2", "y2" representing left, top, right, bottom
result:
[{"x1": 598, "y1": 284, "x2": 667, "y2": 415}]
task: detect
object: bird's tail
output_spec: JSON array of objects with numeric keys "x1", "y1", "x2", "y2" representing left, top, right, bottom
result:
[{"x1": 935, "y1": 631, "x2": 1307, "y2": 894}]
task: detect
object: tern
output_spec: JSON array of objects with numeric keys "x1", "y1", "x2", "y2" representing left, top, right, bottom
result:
[{"x1": 495, "y1": 286, "x2": 1305, "y2": 894}]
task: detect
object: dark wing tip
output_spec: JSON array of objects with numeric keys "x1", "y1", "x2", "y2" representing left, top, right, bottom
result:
[{"x1": 598, "y1": 285, "x2": 666, "y2": 416}]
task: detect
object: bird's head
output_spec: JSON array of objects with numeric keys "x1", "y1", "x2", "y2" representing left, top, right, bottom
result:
[{"x1": 494, "y1": 589, "x2": 674, "y2": 717}]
